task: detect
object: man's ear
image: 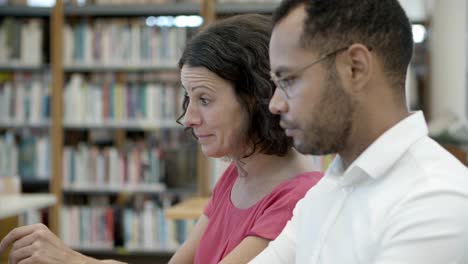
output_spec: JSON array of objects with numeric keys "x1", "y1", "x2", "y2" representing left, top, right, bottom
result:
[{"x1": 336, "y1": 43, "x2": 373, "y2": 95}]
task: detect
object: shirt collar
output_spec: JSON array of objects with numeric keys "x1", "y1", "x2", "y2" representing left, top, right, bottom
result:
[{"x1": 325, "y1": 111, "x2": 428, "y2": 185}]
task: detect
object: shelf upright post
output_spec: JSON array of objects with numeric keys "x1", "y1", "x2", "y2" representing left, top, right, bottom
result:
[
  {"x1": 49, "y1": 0, "x2": 64, "y2": 235},
  {"x1": 195, "y1": 0, "x2": 216, "y2": 197},
  {"x1": 201, "y1": 0, "x2": 216, "y2": 26}
]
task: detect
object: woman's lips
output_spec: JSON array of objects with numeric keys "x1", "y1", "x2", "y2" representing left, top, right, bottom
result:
[{"x1": 196, "y1": 134, "x2": 214, "y2": 143}]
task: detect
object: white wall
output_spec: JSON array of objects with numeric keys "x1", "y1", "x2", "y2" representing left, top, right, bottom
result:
[{"x1": 430, "y1": 0, "x2": 468, "y2": 121}]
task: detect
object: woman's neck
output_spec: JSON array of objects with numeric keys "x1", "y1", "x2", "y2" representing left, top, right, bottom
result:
[{"x1": 234, "y1": 149, "x2": 311, "y2": 181}]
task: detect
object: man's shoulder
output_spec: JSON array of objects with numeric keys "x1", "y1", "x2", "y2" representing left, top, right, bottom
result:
[{"x1": 404, "y1": 136, "x2": 467, "y2": 184}]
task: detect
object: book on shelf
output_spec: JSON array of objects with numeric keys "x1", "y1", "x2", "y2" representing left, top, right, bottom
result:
[
  {"x1": 0, "y1": 17, "x2": 43, "y2": 67},
  {"x1": 0, "y1": 132, "x2": 18, "y2": 177},
  {"x1": 63, "y1": 18, "x2": 187, "y2": 68},
  {"x1": 0, "y1": 131, "x2": 50, "y2": 181},
  {"x1": 60, "y1": 196, "x2": 196, "y2": 251},
  {"x1": 62, "y1": 141, "x2": 165, "y2": 190},
  {"x1": 63, "y1": 74, "x2": 180, "y2": 127},
  {"x1": 0, "y1": 72, "x2": 50, "y2": 125},
  {"x1": 73, "y1": 0, "x2": 199, "y2": 5}
]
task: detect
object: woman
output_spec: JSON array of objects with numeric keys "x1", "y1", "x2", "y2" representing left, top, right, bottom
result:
[
  {"x1": 0, "y1": 14, "x2": 322, "y2": 264},
  {"x1": 169, "y1": 14, "x2": 322, "y2": 264}
]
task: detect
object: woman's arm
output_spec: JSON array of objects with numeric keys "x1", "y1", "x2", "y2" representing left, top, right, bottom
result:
[
  {"x1": 0, "y1": 223, "x2": 126, "y2": 264},
  {"x1": 218, "y1": 236, "x2": 270, "y2": 264},
  {"x1": 168, "y1": 214, "x2": 209, "y2": 264}
]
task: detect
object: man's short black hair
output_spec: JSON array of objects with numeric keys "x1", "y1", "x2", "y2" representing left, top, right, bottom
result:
[{"x1": 273, "y1": 0, "x2": 414, "y2": 90}]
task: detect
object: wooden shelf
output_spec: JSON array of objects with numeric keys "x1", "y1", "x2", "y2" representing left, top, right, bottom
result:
[
  {"x1": 64, "y1": 3, "x2": 200, "y2": 17},
  {"x1": 0, "y1": 120, "x2": 51, "y2": 129},
  {"x1": 0, "y1": 194, "x2": 56, "y2": 220},
  {"x1": 75, "y1": 247, "x2": 176, "y2": 256},
  {"x1": 0, "y1": 6, "x2": 51, "y2": 17},
  {"x1": 63, "y1": 120, "x2": 181, "y2": 130},
  {"x1": 165, "y1": 197, "x2": 208, "y2": 220},
  {"x1": 216, "y1": 2, "x2": 277, "y2": 15},
  {"x1": 62, "y1": 183, "x2": 166, "y2": 194},
  {"x1": 0, "y1": 65, "x2": 49, "y2": 71},
  {"x1": 63, "y1": 64, "x2": 178, "y2": 72}
]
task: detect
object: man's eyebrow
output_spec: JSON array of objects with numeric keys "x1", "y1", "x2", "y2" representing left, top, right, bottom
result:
[{"x1": 272, "y1": 65, "x2": 294, "y2": 78}]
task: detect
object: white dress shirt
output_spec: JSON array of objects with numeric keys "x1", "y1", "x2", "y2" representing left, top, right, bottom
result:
[{"x1": 250, "y1": 112, "x2": 468, "y2": 264}]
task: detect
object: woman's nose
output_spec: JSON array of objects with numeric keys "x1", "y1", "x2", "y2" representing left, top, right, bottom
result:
[{"x1": 182, "y1": 102, "x2": 201, "y2": 128}]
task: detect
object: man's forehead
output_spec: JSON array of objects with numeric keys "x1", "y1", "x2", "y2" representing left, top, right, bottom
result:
[
  {"x1": 272, "y1": 4, "x2": 306, "y2": 35},
  {"x1": 270, "y1": 5, "x2": 307, "y2": 52},
  {"x1": 270, "y1": 5, "x2": 308, "y2": 69}
]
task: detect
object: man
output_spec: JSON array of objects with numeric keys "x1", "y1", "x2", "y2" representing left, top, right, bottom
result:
[{"x1": 251, "y1": 0, "x2": 468, "y2": 263}]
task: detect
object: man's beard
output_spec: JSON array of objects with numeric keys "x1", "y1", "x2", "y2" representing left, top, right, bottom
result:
[{"x1": 295, "y1": 65, "x2": 355, "y2": 155}]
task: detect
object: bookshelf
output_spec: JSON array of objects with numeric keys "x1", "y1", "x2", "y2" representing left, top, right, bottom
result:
[
  {"x1": 0, "y1": 5, "x2": 52, "y2": 223},
  {"x1": 165, "y1": 197, "x2": 208, "y2": 220},
  {"x1": 0, "y1": 1, "x2": 205, "y2": 261},
  {"x1": 52, "y1": 1, "x2": 204, "y2": 256}
]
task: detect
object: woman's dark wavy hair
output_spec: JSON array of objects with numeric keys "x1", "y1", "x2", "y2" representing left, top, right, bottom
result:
[{"x1": 177, "y1": 14, "x2": 292, "y2": 157}]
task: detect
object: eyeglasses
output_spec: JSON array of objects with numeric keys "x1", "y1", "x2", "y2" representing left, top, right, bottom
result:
[{"x1": 270, "y1": 46, "x2": 350, "y2": 98}]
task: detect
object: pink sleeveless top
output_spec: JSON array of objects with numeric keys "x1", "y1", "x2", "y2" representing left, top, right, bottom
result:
[{"x1": 194, "y1": 163, "x2": 323, "y2": 264}]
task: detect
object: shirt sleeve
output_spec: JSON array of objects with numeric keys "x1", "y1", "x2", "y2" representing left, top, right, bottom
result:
[
  {"x1": 248, "y1": 196, "x2": 305, "y2": 264},
  {"x1": 373, "y1": 182, "x2": 468, "y2": 263}
]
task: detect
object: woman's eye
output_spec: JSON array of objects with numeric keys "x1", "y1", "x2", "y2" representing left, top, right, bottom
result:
[{"x1": 200, "y1": 97, "x2": 210, "y2": 105}]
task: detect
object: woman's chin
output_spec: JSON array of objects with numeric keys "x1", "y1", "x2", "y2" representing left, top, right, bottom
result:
[{"x1": 201, "y1": 146, "x2": 225, "y2": 158}]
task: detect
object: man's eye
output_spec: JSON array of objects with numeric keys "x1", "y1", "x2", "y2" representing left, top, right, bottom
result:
[{"x1": 280, "y1": 76, "x2": 296, "y2": 88}]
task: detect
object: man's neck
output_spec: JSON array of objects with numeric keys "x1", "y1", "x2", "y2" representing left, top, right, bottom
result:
[{"x1": 339, "y1": 105, "x2": 410, "y2": 170}]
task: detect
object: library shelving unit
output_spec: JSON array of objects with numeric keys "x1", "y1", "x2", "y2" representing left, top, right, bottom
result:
[
  {"x1": 0, "y1": 3, "x2": 53, "y2": 196},
  {"x1": 0, "y1": 5, "x2": 54, "y2": 263},
  {"x1": 40, "y1": 0, "x2": 216, "y2": 261}
]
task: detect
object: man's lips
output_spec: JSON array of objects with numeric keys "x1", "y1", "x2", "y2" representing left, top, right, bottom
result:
[
  {"x1": 280, "y1": 120, "x2": 294, "y2": 130},
  {"x1": 280, "y1": 120, "x2": 297, "y2": 137}
]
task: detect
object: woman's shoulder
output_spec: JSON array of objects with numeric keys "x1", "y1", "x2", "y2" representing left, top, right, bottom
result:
[
  {"x1": 271, "y1": 170, "x2": 323, "y2": 198},
  {"x1": 253, "y1": 171, "x2": 323, "y2": 216}
]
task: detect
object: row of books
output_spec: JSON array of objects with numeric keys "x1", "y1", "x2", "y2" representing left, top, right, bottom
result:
[
  {"x1": 60, "y1": 205, "x2": 115, "y2": 250},
  {"x1": 59, "y1": 200, "x2": 196, "y2": 251},
  {"x1": 62, "y1": 141, "x2": 165, "y2": 189},
  {"x1": 123, "y1": 200, "x2": 196, "y2": 250},
  {"x1": 0, "y1": 132, "x2": 50, "y2": 179},
  {"x1": 64, "y1": 74, "x2": 181, "y2": 125},
  {"x1": 0, "y1": 18, "x2": 43, "y2": 66},
  {"x1": 63, "y1": 19, "x2": 188, "y2": 67},
  {"x1": 92, "y1": 0, "x2": 199, "y2": 4},
  {"x1": 0, "y1": 73, "x2": 50, "y2": 125}
]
